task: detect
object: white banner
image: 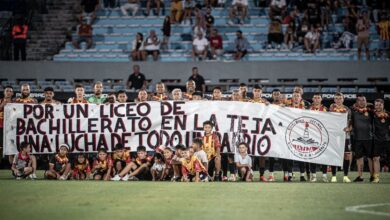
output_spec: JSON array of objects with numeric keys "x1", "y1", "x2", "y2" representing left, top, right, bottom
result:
[{"x1": 3, "y1": 101, "x2": 347, "y2": 166}]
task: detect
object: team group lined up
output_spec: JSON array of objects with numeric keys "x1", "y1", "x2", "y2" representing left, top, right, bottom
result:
[{"x1": 0, "y1": 67, "x2": 389, "y2": 183}]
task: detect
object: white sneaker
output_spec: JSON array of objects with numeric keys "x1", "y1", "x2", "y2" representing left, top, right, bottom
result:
[
  {"x1": 31, "y1": 173, "x2": 37, "y2": 179},
  {"x1": 111, "y1": 175, "x2": 122, "y2": 181},
  {"x1": 121, "y1": 174, "x2": 129, "y2": 181},
  {"x1": 59, "y1": 176, "x2": 66, "y2": 180},
  {"x1": 322, "y1": 176, "x2": 329, "y2": 183},
  {"x1": 310, "y1": 176, "x2": 317, "y2": 182}
]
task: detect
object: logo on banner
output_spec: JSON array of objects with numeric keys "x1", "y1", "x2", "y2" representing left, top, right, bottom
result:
[{"x1": 285, "y1": 117, "x2": 329, "y2": 159}]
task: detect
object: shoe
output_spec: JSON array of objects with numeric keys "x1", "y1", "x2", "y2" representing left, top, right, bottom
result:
[
  {"x1": 288, "y1": 176, "x2": 292, "y2": 182},
  {"x1": 369, "y1": 176, "x2": 374, "y2": 182},
  {"x1": 268, "y1": 175, "x2": 275, "y2": 182},
  {"x1": 343, "y1": 176, "x2": 351, "y2": 183},
  {"x1": 31, "y1": 173, "x2": 37, "y2": 179},
  {"x1": 353, "y1": 176, "x2": 364, "y2": 182},
  {"x1": 259, "y1": 176, "x2": 268, "y2": 182},
  {"x1": 16, "y1": 177, "x2": 21, "y2": 180},
  {"x1": 331, "y1": 176, "x2": 337, "y2": 183},
  {"x1": 59, "y1": 176, "x2": 66, "y2": 180},
  {"x1": 222, "y1": 176, "x2": 228, "y2": 182},
  {"x1": 310, "y1": 176, "x2": 317, "y2": 182},
  {"x1": 300, "y1": 176, "x2": 306, "y2": 182},
  {"x1": 228, "y1": 175, "x2": 236, "y2": 182},
  {"x1": 111, "y1": 175, "x2": 122, "y2": 181},
  {"x1": 372, "y1": 174, "x2": 380, "y2": 183},
  {"x1": 322, "y1": 176, "x2": 329, "y2": 183},
  {"x1": 121, "y1": 174, "x2": 129, "y2": 181}
]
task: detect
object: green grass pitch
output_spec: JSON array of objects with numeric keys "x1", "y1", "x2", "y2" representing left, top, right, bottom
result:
[{"x1": 0, "y1": 170, "x2": 389, "y2": 220}]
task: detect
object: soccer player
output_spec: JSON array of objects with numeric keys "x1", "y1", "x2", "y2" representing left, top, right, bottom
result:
[
  {"x1": 161, "y1": 146, "x2": 174, "y2": 180},
  {"x1": 112, "y1": 146, "x2": 153, "y2": 181},
  {"x1": 308, "y1": 93, "x2": 329, "y2": 182},
  {"x1": 41, "y1": 87, "x2": 61, "y2": 104},
  {"x1": 88, "y1": 81, "x2": 106, "y2": 104},
  {"x1": 192, "y1": 138, "x2": 209, "y2": 171},
  {"x1": 14, "y1": 84, "x2": 38, "y2": 104},
  {"x1": 151, "y1": 82, "x2": 169, "y2": 101},
  {"x1": 235, "y1": 142, "x2": 253, "y2": 182},
  {"x1": 372, "y1": 99, "x2": 389, "y2": 183},
  {"x1": 68, "y1": 84, "x2": 88, "y2": 104},
  {"x1": 181, "y1": 146, "x2": 208, "y2": 182},
  {"x1": 211, "y1": 87, "x2": 224, "y2": 101},
  {"x1": 171, "y1": 88, "x2": 183, "y2": 101},
  {"x1": 191, "y1": 91, "x2": 204, "y2": 101},
  {"x1": 202, "y1": 120, "x2": 222, "y2": 181},
  {"x1": 45, "y1": 144, "x2": 72, "y2": 180},
  {"x1": 286, "y1": 91, "x2": 308, "y2": 181},
  {"x1": 183, "y1": 80, "x2": 196, "y2": 100},
  {"x1": 351, "y1": 95, "x2": 373, "y2": 182},
  {"x1": 91, "y1": 148, "x2": 113, "y2": 181},
  {"x1": 117, "y1": 90, "x2": 128, "y2": 103},
  {"x1": 72, "y1": 153, "x2": 91, "y2": 180},
  {"x1": 11, "y1": 142, "x2": 33, "y2": 179},
  {"x1": 151, "y1": 153, "x2": 165, "y2": 181},
  {"x1": 111, "y1": 143, "x2": 131, "y2": 176},
  {"x1": 329, "y1": 92, "x2": 352, "y2": 183}
]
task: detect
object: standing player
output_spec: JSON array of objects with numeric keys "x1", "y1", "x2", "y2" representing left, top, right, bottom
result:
[
  {"x1": 151, "y1": 82, "x2": 169, "y2": 101},
  {"x1": 68, "y1": 84, "x2": 88, "y2": 104},
  {"x1": 88, "y1": 81, "x2": 106, "y2": 104},
  {"x1": 202, "y1": 120, "x2": 222, "y2": 181},
  {"x1": 41, "y1": 87, "x2": 61, "y2": 104},
  {"x1": 308, "y1": 93, "x2": 329, "y2": 182},
  {"x1": 372, "y1": 99, "x2": 390, "y2": 183},
  {"x1": 351, "y1": 95, "x2": 373, "y2": 182},
  {"x1": 329, "y1": 92, "x2": 352, "y2": 183}
]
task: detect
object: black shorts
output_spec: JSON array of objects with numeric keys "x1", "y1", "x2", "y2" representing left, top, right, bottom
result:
[
  {"x1": 93, "y1": 170, "x2": 107, "y2": 179},
  {"x1": 146, "y1": 50, "x2": 160, "y2": 55},
  {"x1": 372, "y1": 140, "x2": 388, "y2": 157},
  {"x1": 208, "y1": 157, "x2": 216, "y2": 175},
  {"x1": 353, "y1": 140, "x2": 372, "y2": 159}
]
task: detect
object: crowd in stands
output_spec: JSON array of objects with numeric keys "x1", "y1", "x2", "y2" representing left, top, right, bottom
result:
[
  {"x1": 64, "y1": 0, "x2": 390, "y2": 61},
  {"x1": 1, "y1": 64, "x2": 389, "y2": 183}
]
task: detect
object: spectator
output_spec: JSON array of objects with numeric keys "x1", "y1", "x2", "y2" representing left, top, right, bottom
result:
[
  {"x1": 120, "y1": 0, "x2": 140, "y2": 16},
  {"x1": 80, "y1": 0, "x2": 99, "y2": 25},
  {"x1": 209, "y1": 28, "x2": 223, "y2": 59},
  {"x1": 227, "y1": 0, "x2": 248, "y2": 25},
  {"x1": 304, "y1": 25, "x2": 321, "y2": 53},
  {"x1": 192, "y1": 32, "x2": 209, "y2": 61},
  {"x1": 127, "y1": 64, "x2": 147, "y2": 90},
  {"x1": 73, "y1": 19, "x2": 93, "y2": 49},
  {"x1": 205, "y1": 7, "x2": 215, "y2": 36},
  {"x1": 284, "y1": 20, "x2": 297, "y2": 50},
  {"x1": 193, "y1": 18, "x2": 206, "y2": 38},
  {"x1": 233, "y1": 30, "x2": 249, "y2": 60},
  {"x1": 145, "y1": 0, "x2": 161, "y2": 16},
  {"x1": 319, "y1": 0, "x2": 331, "y2": 31},
  {"x1": 193, "y1": 4, "x2": 206, "y2": 30},
  {"x1": 171, "y1": 88, "x2": 183, "y2": 101},
  {"x1": 12, "y1": 18, "x2": 28, "y2": 61},
  {"x1": 297, "y1": 18, "x2": 310, "y2": 46},
  {"x1": 144, "y1": 30, "x2": 161, "y2": 61},
  {"x1": 306, "y1": 2, "x2": 320, "y2": 26},
  {"x1": 269, "y1": 0, "x2": 286, "y2": 20},
  {"x1": 131, "y1": 32, "x2": 146, "y2": 61},
  {"x1": 267, "y1": 19, "x2": 284, "y2": 50},
  {"x1": 188, "y1": 67, "x2": 206, "y2": 94},
  {"x1": 171, "y1": 0, "x2": 183, "y2": 24},
  {"x1": 377, "y1": 13, "x2": 390, "y2": 60},
  {"x1": 182, "y1": 0, "x2": 195, "y2": 25},
  {"x1": 161, "y1": 16, "x2": 171, "y2": 51},
  {"x1": 356, "y1": 12, "x2": 371, "y2": 60}
]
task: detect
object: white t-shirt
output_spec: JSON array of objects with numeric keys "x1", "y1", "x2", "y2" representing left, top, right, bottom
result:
[
  {"x1": 270, "y1": 0, "x2": 286, "y2": 8},
  {"x1": 194, "y1": 150, "x2": 208, "y2": 164},
  {"x1": 305, "y1": 31, "x2": 320, "y2": 44},
  {"x1": 193, "y1": 37, "x2": 209, "y2": 52},
  {"x1": 234, "y1": 153, "x2": 252, "y2": 167},
  {"x1": 232, "y1": 0, "x2": 248, "y2": 6},
  {"x1": 151, "y1": 162, "x2": 165, "y2": 172},
  {"x1": 144, "y1": 36, "x2": 160, "y2": 51}
]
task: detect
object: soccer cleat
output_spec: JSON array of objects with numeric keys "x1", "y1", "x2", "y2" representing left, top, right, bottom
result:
[
  {"x1": 121, "y1": 174, "x2": 129, "y2": 181},
  {"x1": 111, "y1": 175, "x2": 122, "y2": 181},
  {"x1": 322, "y1": 176, "x2": 329, "y2": 183},
  {"x1": 343, "y1": 176, "x2": 351, "y2": 183},
  {"x1": 372, "y1": 174, "x2": 380, "y2": 183},
  {"x1": 259, "y1": 176, "x2": 268, "y2": 182},
  {"x1": 331, "y1": 176, "x2": 337, "y2": 183},
  {"x1": 31, "y1": 173, "x2": 37, "y2": 179},
  {"x1": 228, "y1": 175, "x2": 236, "y2": 182},
  {"x1": 59, "y1": 175, "x2": 66, "y2": 180},
  {"x1": 268, "y1": 175, "x2": 275, "y2": 182},
  {"x1": 310, "y1": 176, "x2": 317, "y2": 182},
  {"x1": 353, "y1": 176, "x2": 364, "y2": 182},
  {"x1": 300, "y1": 176, "x2": 306, "y2": 182}
]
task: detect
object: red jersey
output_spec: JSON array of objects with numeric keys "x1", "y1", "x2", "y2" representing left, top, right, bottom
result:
[
  {"x1": 92, "y1": 157, "x2": 113, "y2": 173},
  {"x1": 73, "y1": 160, "x2": 91, "y2": 174},
  {"x1": 210, "y1": 35, "x2": 223, "y2": 49},
  {"x1": 202, "y1": 132, "x2": 221, "y2": 161},
  {"x1": 151, "y1": 94, "x2": 169, "y2": 101},
  {"x1": 181, "y1": 155, "x2": 207, "y2": 176},
  {"x1": 135, "y1": 156, "x2": 153, "y2": 166},
  {"x1": 309, "y1": 105, "x2": 327, "y2": 112},
  {"x1": 111, "y1": 150, "x2": 132, "y2": 164},
  {"x1": 14, "y1": 97, "x2": 38, "y2": 104}
]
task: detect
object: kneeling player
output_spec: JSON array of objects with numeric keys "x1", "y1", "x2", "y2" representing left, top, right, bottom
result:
[
  {"x1": 72, "y1": 153, "x2": 91, "y2": 180},
  {"x1": 91, "y1": 148, "x2": 113, "y2": 181},
  {"x1": 181, "y1": 147, "x2": 208, "y2": 182},
  {"x1": 11, "y1": 142, "x2": 33, "y2": 180},
  {"x1": 235, "y1": 143, "x2": 253, "y2": 182},
  {"x1": 45, "y1": 144, "x2": 71, "y2": 180}
]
